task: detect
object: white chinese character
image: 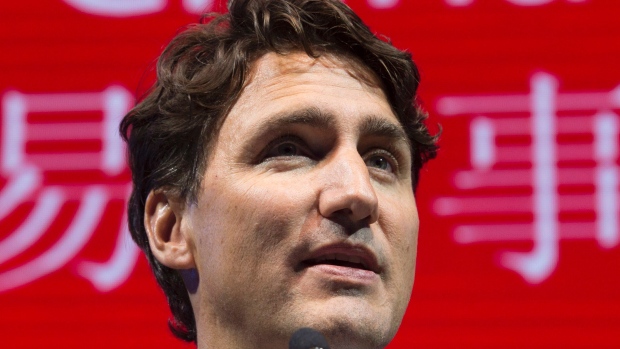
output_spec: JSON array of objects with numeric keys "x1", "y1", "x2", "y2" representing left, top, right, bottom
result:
[
  {"x1": 63, "y1": 0, "x2": 214, "y2": 16},
  {"x1": 366, "y1": 0, "x2": 400, "y2": 9},
  {"x1": 445, "y1": 0, "x2": 587, "y2": 6},
  {"x1": 0, "y1": 87, "x2": 139, "y2": 293},
  {"x1": 433, "y1": 72, "x2": 620, "y2": 283}
]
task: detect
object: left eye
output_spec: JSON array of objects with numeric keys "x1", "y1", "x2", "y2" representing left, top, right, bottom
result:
[
  {"x1": 263, "y1": 137, "x2": 308, "y2": 160},
  {"x1": 365, "y1": 154, "x2": 393, "y2": 172},
  {"x1": 273, "y1": 142, "x2": 299, "y2": 157}
]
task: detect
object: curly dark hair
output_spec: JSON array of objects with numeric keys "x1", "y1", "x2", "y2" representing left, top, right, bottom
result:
[{"x1": 120, "y1": 0, "x2": 438, "y2": 342}]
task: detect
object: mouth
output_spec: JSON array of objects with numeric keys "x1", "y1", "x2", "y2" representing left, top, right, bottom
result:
[
  {"x1": 302, "y1": 253, "x2": 372, "y2": 271},
  {"x1": 298, "y1": 244, "x2": 381, "y2": 275}
]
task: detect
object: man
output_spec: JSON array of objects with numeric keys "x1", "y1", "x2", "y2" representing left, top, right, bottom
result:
[{"x1": 120, "y1": 0, "x2": 437, "y2": 348}]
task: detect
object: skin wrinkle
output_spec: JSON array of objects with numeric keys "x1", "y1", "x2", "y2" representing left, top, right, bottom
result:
[
  {"x1": 242, "y1": 115, "x2": 411, "y2": 191},
  {"x1": 249, "y1": 109, "x2": 410, "y2": 156},
  {"x1": 177, "y1": 52, "x2": 419, "y2": 349},
  {"x1": 317, "y1": 145, "x2": 377, "y2": 219},
  {"x1": 122, "y1": 1, "x2": 437, "y2": 344}
]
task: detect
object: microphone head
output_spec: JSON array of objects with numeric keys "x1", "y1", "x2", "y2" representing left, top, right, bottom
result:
[{"x1": 289, "y1": 327, "x2": 331, "y2": 349}]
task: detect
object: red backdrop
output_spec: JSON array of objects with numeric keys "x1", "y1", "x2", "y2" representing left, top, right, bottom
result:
[{"x1": 1, "y1": 0, "x2": 618, "y2": 348}]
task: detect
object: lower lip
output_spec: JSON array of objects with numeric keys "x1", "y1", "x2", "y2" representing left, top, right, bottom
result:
[{"x1": 307, "y1": 264, "x2": 379, "y2": 284}]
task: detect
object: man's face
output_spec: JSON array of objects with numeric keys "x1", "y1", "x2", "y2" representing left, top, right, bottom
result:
[{"x1": 184, "y1": 52, "x2": 419, "y2": 349}]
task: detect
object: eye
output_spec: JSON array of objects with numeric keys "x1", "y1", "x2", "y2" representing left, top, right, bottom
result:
[
  {"x1": 262, "y1": 136, "x2": 309, "y2": 161},
  {"x1": 364, "y1": 150, "x2": 398, "y2": 174},
  {"x1": 366, "y1": 155, "x2": 391, "y2": 171},
  {"x1": 273, "y1": 142, "x2": 299, "y2": 157}
]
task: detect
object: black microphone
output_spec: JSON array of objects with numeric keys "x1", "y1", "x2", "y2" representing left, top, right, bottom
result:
[{"x1": 289, "y1": 327, "x2": 331, "y2": 349}]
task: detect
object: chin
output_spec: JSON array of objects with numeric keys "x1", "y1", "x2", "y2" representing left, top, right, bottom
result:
[
  {"x1": 316, "y1": 319, "x2": 394, "y2": 349},
  {"x1": 297, "y1": 301, "x2": 399, "y2": 349}
]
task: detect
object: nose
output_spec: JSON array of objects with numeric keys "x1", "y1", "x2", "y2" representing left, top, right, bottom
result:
[{"x1": 318, "y1": 148, "x2": 379, "y2": 224}]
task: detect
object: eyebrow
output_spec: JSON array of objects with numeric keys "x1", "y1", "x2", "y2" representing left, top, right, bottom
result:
[
  {"x1": 253, "y1": 107, "x2": 332, "y2": 136},
  {"x1": 255, "y1": 107, "x2": 408, "y2": 143},
  {"x1": 358, "y1": 115, "x2": 410, "y2": 147}
]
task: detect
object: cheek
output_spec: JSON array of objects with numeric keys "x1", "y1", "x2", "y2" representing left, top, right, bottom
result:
[
  {"x1": 200, "y1": 177, "x2": 312, "y2": 271},
  {"x1": 380, "y1": 191, "x2": 419, "y2": 281},
  {"x1": 389, "y1": 206, "x2": 419, "y2": 307},
  {"x1": 381, "y1": 189, "x2": 419, "y2": 244},
  {"x1": 190, "y1": 181, "x2": 309, "y2": 313},
  {"x1": 400, "y1": 211, "x2": 419, "y2": 280}
]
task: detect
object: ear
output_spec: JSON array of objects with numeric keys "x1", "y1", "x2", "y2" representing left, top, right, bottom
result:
[{"x1": 144, "y1": 189, "x2": 196, "y2": 270}]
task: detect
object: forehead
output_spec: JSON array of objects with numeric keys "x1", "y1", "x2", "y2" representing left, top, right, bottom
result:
[
  {"x1": 220, "y1": 52, "x2": 401, "y2": 134},
  {"x1": 248, "y1": 51, "x2": 384, "y2": 96}
]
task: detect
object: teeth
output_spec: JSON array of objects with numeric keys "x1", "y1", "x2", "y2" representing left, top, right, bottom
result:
[
  {"x1": 345, "y1": 255, "x2": 362, "y2": 264},
  {"x1": 315, "y1": 254, "x2": 335, "y2": 263},
  {"x1": 314, "y1": 253, "x2": 368, "y2": 269}
]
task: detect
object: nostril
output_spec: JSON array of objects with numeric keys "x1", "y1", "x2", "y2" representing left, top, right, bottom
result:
[
  {"x1": 350, "y1": 198, "x2": 378, "y2": 222},
  {"x1": 319, "y1": 188, "x2": 378, "y2": 223}
]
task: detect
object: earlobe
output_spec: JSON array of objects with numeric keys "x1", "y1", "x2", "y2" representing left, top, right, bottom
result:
[{"x1": 144, "y1": 189, "x2": 196, "y2": 270}]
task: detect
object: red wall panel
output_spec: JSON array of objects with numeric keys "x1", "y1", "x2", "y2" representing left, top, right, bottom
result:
[{"x1": 1, "y1": 0, "x2": 618, "y2": 348}]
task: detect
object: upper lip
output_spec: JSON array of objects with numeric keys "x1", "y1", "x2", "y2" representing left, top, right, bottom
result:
[{"x1": 299, "y1": 242, "x2": 382, "y2": 274}]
